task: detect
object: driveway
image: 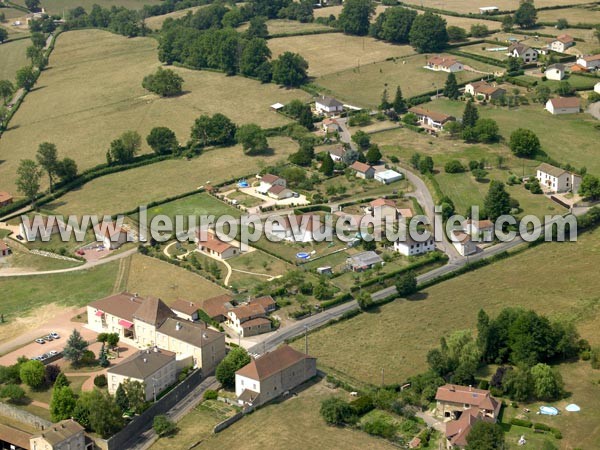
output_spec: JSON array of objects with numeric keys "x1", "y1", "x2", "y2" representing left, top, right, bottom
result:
[{"x1": 586, "y1": 101, "x2": 600, "y2": 120}]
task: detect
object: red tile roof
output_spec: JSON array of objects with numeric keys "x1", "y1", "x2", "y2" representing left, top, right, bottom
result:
[
  {"x1": 0, "y1": 192, "x2": 13, "y2": 203},
  {"x1": 408, "y1": 106, "x2": 454, "y2": 123},
  {"x1": 548, "y1": 96, "x2": 580, "y2": 109},
  {"x1": 171, "y1": 299, "x2": 199, "y2": 316},
  {"x1": 435, "y1": 384, "x2": 499, "y2": 411},
  {"x1": 350, "y1": 161, "x2": 373, "y2": 173},
  {"x1": 370, "y1": 198, "x2": 396, "y2": 208},
  {"x1": 236, "y1": 345, "x2": 315, "y2": 381},
  {"x1": 241, "y1": 317, "x2": 271, "y2": 328},
  {"x1": 201, "y1": 294, "x2": 233, "y2": 319},
  {"x1": 427, "y1": 55, "x2": 459, "y2": 68},
  {"x1": 260, "y1": 174, "x2": 280, "y2": 184},
  {"x1": 230, "y1": 303, "x2": 266, "y2": 320},
  {"x1": 198, "y1": 233, "x2": 236, "y2": 254},
  {"x1": 249, "y1": 295, "x2": 276, "y2": 310}
]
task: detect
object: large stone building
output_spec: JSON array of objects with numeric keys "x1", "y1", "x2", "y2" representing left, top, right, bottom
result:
[{"x1": 30, "y1": 419, "x2": 92, "y2": 450}]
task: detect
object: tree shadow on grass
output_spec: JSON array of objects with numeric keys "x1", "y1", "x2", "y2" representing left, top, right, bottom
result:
[{"x1": 406, "y1": 292, "x2": 429, "y2": 301}]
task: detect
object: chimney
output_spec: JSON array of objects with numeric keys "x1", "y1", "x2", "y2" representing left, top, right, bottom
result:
[
  {"x1": 469, "y1": 385, "x2": 472, "y2": 391},
  {"x1": 143, "y1": 358, "x2": 147, "y2": 363},
  {"x1": 176, "y1": 321, "x2": 182, "y2": 331}
]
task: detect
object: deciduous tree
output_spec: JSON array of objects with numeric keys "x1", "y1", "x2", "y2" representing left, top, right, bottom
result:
[
  {"x1": 236, "y1": 124, "x2": 268, "y2": 154},
  {"x1": 15, "y1": 159, "x2": 42, "y2": 206},
  {"x1": 338, "y1": 0, "x2": 375, "y2": 36},
  {"x1": 36, "y1": 142, "x2": 59, "y2": 192},
  {"x1": 409, "y1": 12, "x2": 448, "y2": 53}
]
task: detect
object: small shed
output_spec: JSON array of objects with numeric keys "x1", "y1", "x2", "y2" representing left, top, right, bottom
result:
[{"x1": 375, "y1": 169, "x2": 403, "y2": 185}]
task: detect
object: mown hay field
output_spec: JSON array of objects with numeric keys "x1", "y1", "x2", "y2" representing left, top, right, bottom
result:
[
  {"x1": 0, "y1": 37, "x2": 29, "y2": 81},
  {"x1": 315, "y1": 53, "x2": 501, "y2": 108},
  {"x1": 145, "y1": 5, "x2": 209, "y2": 30},
  {"x1": 11, "y1": 0, "x2": 161, "y2": 14},
  {"x1": 537, "y1": 5, "x2": 600, "y2": 24},
  {"x1": 237, "y1": 18, "x2": 335, "y2": 36},
  {"x1": 0, "y1": 29, "x2": 308, "y2": 192},
  {"x1": 43, "y1": 136, "x2": 298, "y2": 217},
  {"x1": 401, "y1": 0, "x2": 596, "y2": 14}
]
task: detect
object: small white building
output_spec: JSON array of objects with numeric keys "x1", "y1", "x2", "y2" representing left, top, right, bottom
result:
[
  {"x1": 94, "y1": 223, "x2": 130, "y2": 250},
  {"x1": 170, "y1": 299, "x2": 200, "y2": 322},
  {"x1": 536, "y1": 162, "x2": 582, "y2": 194},
  {"x1": 465, "y1": 81, "x2": 507, "y2": 102},
  {"x1": 375, "y1": 169, "x2": 403, "y2": 185},
  {"x1": 549, "y1": 34, "x2": 575, "y2": 53},
  {"x1": 576, "y1": 54, "x2": 600, "y2": 70},
  {"x1": 30, "y1": 419, "x2": 93, "y2": 450},
  {"x1": 322, "y1": 118, "x2": 340, "y2": 133},
  {"x1": 408, "y1": 106, "x2": 455, "y2": 131},
  {"x1": 196, "y1": 230, "x2": 241, "y2": 260},
  {"x1": 545, "y1": 97, "x2": 580, "y2": 115},
  {"x1": 451, "y1": 230, "x2": 477, "y2": 256},
  {"x1": 479, "y1": 6, "x2": 499, "y2": 14},
  {"x1": 594, "y1": 82, "x2": 600, "y2": 94},
  {"x1": 394, "y1": 235, "x2": 436, "y2": 257},
  {"x1": 267, "y1": 184, "x2": 294, "y2": 200},
  {"x1": 544, "y1": 64, "x2": 565, "y2": 81},
  {"x1": 227, "y1": 303, "x2": 271, "y2": 337},
  {"x1": 107, "y1": 349, "x2": 177, "y2": 401},
  {"x1": 350, "y1": 161, "x2": 375, "y2": 179},
  {"x1": 425, "y1": 55, "x2": 464, "y2": 73},
  {"x1": 464, "y1": 219, "x2": 494, "y2": 242},
  {"x1": 315, "y1": 95, "x2": 344, "y2": 116},
  {"x1": 327, "y1": 147, "x2": 346, "y2": 162},
  {"x1": 508, "y1": 43, "x2": 538, "y2": 63}
]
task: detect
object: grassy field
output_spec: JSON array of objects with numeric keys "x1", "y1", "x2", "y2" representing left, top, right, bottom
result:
[
  {"x1": 292, "y1": 226, "x2": 600, "y2": 387},
  {"x1": 197, "y1": 378, "x2": 397, "y2": 450},
  {"x1": 237, "y1": 18, "x2": 334, "y2": 36},
  {"x1": 121, "y1": 253, "x2": 227, "y2": 302},
  {"x1": 0, "y1": 37, "x2": 29, "y2": 82},
  {"x1": 145, "y1": 5, "x2": 209, "y2": 30},
  {"x1": 12, "y1": 0, "x2": 162, "y2": 14},
  {"x1": 429, "y1": 99, "x2": 600, "y2": 174},
  {"x1": 493, "y1": 30, "x2": 600, "y2": 54},
  {"x1": 458, "y1": 42, "x2": 508, "y2": 61},
  {"x1": 537, "y1": 5, "x2": 600, "y2": 25},
  {"x1": 268, "y1": 33, "x2": 415, "y2": 78},
  {"x1": 514, "y1": 73, "x2": 600, "y2": 91},
  {"x1": 316, "y1": 54, "x2": 501, "y2": 108},
  {"x1": 0, "y1": 29, "x2": 308, "y2": 192},
  {"x1": 401, "y1": 0, "x2": 596, "y2": 14},
  {"x1": 0, "y1": 240, "x2": 83, "y2": 272},
  {"x1": 228, "y1": 249, "x2": 293, "y2": 292},
  {"x1": 44, "y1": 136, "x2": 297, "y2": 217}
]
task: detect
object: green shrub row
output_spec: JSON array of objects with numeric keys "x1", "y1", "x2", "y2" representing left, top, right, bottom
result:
[
  {"x1": 267, "y1": 28, "x2": 341, "y2": 39},
  {"x1": 510, "y1": 418, "x2": 562, "y2": 439},
  {"x1": 320, "y1": 293, "x2": 354, "y2": 309}
]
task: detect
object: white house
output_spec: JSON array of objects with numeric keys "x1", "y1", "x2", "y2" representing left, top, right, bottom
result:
[
  {"x1": 425, "y1": 56, "x2": 464, "y2": 73},
  {"x1": 508, "y1": 43, "x2": 538, "y2": 63},
  {"x1": 350, "y1": 161, "x2": 375, "y2": 179},
  {"x1": 235, "y1": 345, "x2": 317, "y2": 408},
  {"x1": 479, "y1": 6, "x2": 499, "y2": 14},
  {"x1": 170, "y1": 299, "x2": 200, "y2": 321},
  {"x1": 576, "y1": 54, "x2": 600, "y2": 70},
  {"x1": 369, "y1": 198, "x2": 398, "y2": 220},
  {"x1": 315, "y1": 95, "x2": 344, "y2": 115},
  {"x1": 544, "y1": 64, "x2": 565, "y2": 81},
  {"x1": 465, "y1": 81, "x2": 506, "y2": 102},
  {"x1": 196, "y1": 230, "x2": 240, "y2": 259},
  {"x1": 394, "y1": 235, "x2": 436, "y2": 257},
  {"x1": 327, "y1": 147, "x2": 346, "y2": 162},
  {"x1": 594, "y1": 82, "x2": 600, "y2": 94},
  {"x1": 30, "y1": 419, "x2": 93, "y2": 450},
  {"x1": 536, "y1": 162, "x2": 582, "y2": 194},
  {"x1": 408, "y1": 106, "x2": 455, "y2": 131},
  {"x1": 464, "y1": 219, "x2": 494, "y2": 242},
  {"x1": 322, "y1": 118, "x2": 341, "y2": 133},
  {"x1": 545, "y1": 97, "x2": 580, "y2": 115},
  {"x1": 258, "y1": 173, "x2": 286, "y2": 194},
  {"x1": 375, "y1": 169, "x2": 403, "y2": 185},
  {"x1": 267, "y1": 184, "x2": 294, "y2": 200},
  {"x1": 451, "y1": 230, "x2": 477, "y2": 256},
  {"x1": 107, "y1": 348, "x2": 177, "y2": 401},
  {"x1": 94, "y1": 223, "x2": 130, "y2": 250},
  {"x1": 549, "y1": 34, "x2": 575, "y2": 53}
]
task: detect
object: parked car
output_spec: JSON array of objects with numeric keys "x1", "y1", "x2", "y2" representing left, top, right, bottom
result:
[
  {"x1": 39, "y1": 354, "x2": 49, "y2": 361},
  {"x1": 292, "y1": 192, "x2": 300, "y2": 198},
  {"x1": 44, "y1": 335, "x2": 53, "y2": 341},
  {"x1": 35, "y1": 338, "x2": 45, "y2": 344},
  {"x1": 48, "y1": 350, "x2": 59, "y2": 357},
  {"x1": 49, "y1": 332, "x2": 60, "y2": 339}
]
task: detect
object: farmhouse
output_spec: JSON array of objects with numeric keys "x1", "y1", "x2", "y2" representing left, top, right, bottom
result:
[
  {"x1": 171, "y1": 299, "x2": 200, "y2": 321},
  {"x1": 201, "y1": 294, "x2": 234, "y2": 323},
  {"x1": 315, "y1": 95, "x2": 344, "y2": 116},
  {"x1": 87, "y1": 292, "x2": 226, "y2": 370},
  {"x1": 375, "y1": 169, "x2": 403, "y2": 185},
  {"x1": 545, "y1": 97, "x2": 580, "y2": 115},
  {"x1": 536, "y1": 162, "x2": 582, "y2": 194},
  {"x1": 595, "y1": 82, "x2": 600, "y2": 94},
  {"x1": 464, "y1": 219, "x2": 494, "y2": 242},
  {"x1": 576, "y1": 54, "x2": 600, "y2": 70},
  {"x1": 196, "y1": 230, "x2": 240, "y2": 260},
  {"x1": 30, "y1": 419, "x2": 93, "y2": 450},
  {"x1": 327, "y1": 147, "x2": 346, "y2": 162},
  {"x1": 425, "y1": 55, "x2": 463, "y2": 73},
  {"x1": 0, "y1": 423, "x2": 32, "y2": 450},
  {"x1": 258, "y1": 173, "x2": 286, "y2": 194},
  {"x1": 107, "y1": 348, "x2": 177, "y2": 401},
  {"x1": 436, "y1": 384, "x2": 501, "y2": 420},
  {"x1": 19, "y1": 215, "x2": 63, "y2": 242},
  {"x1": 465, "y1": 81, "x2": 506, "y2": 101},
  {"x1": 444, "y1": 409, "x2": 495, "y2": 449},
  {"x1": 507, "y1": 43, "x2": 538, "y2": 63},
  {"x1": 549, "y1": 34, "x2": 575, "y2": 53},
  {"x1": 350, "y1": 161, "x2": 375, "y2": 179},
  {"x1": 235, "y1": 345, "x2": 317, "y2": 408},
  {"x1": 93, "y1": 223, "x2": 130, "y2": 250},
  {"x1": 227, "y1": 303, "x2": 272, "y2": 337},
  {"x1": 0, "y1": 191, "x2": 13, "y2": 208},
  {"x1": 393, "y1": 235, "x2": 436, "y2": 257},
  {"x1": 267, "y1": 184, "x2": 294, "y2": 200},
  {"x1": 249, "y1": 295, "x2": 277, "y2": 313},
  {"x1": 322, "y1": 118, "x2": 341, "y2": 133},
  {"x1": 0, "y1": 241, "x2": 11, "y2": 257},
  {"x1": 451, "y1": 230, "x2": 477, "y2": 256},
  {"x1": 408, "y1": 106, "x2": 455, "y2": 131},
  {"x1": 544, "y1": 63, "x2": 565, "y2": 81},
  {"x1": 346, "y1": 251, "x2": 383, "y2": 272}
]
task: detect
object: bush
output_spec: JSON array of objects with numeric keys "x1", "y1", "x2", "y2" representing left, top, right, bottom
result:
[
  {"x1": 349, "y1": 395, "x2": 374, "y2": 416},
  {"x1": 510, "y1": 418, "x2": 533, "y2": 428},
  {"x1": 153, "y1": 415, "x2": 177, "y2": 437},
  {"x1": 362, "y1": 417, "x2": 396, "y2": 439},
  {"x1": 93, "y1": 374, "x2": 107, "y2": 388},
  {"x1": 533, "y1": 422, "x2": 552, "y2": 432},
  {"x1": 203, "y1": 389, "x2": 218, "y2": 400},
  {"x1": 320, "y1": 397, "x2": 356, "y2": 425},
  {"x1": 444, "y1": 160, "x2": 466, "y2": 173}
]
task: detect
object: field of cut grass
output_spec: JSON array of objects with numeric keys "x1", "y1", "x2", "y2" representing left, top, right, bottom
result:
[
  {"x1": 121, "y1": 253, "x2": 227, "y2": 302},
  {"x1": 268, "y1": 33, "x2": 415, "y2": 78},
  {"x1": 430, "y1": 99, "x2": 600, "y2": 175},
  {"x1": 145, "y1": 5, "x2": 209, "y2": 30},
  {"x1": 197, "y1": 378, "x2": 397, "y2": 450},
  {"x1": 316, "y1": 54, "x2": 501, "y2": 108},
  {"x1": 237, "y1": 18, "x2": 335, "y2": 36},
  {"x1": 0, "y1": 240, "x2": 83, "y2": 272},
  {"x1": 0, "y1": 37, "x2": 29, "y2": 81},
  {"x1": 537, "y1": 5, "x2": 600, "y2": 25},
  {"x1": 458, "y1": 42, "x2": 508, "y2": 61},
  {"x1": 514, "y1": 73, "x2": 600, "y2": 91},
  {"x1": 401, "y1": 0, "x2": 595, "y2": 14},
  {"x1": 293, "y1": 226, "x2": 600, "y2": 389},
  {"x1": 12, "y1": 0, "x2": 161, "y2": 14},
  {"x1": 44, "y1": 136, "x2": 297, "y2": 217},
  {"x1": 0, "y1": 29, "x2": 308, "y2": 192},
  {"x1": 493, "y1": 30, "x2": 600, "y2": 54},
  {"x1": 228, "y1": 249, "x2": 292, "y2": 292}
]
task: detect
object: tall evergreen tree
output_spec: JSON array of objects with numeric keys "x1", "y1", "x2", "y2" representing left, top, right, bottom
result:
[
  {"x1": 321, "y1": 153, "x2": 334, "y2": 176},
  {"x1": 379, "y1": 87, "x2": 390, "y2": 110},
  {"x1": 392, "y1": 86, "x2": 407, "y2": 114},
  {"x1": 443, "y1": 72, "x2": 459, "y2": 100},
  {"x1": 462, "y1": 100, "x2": 479, "y2": 128},
  {"x1": 484, "y1": 181, "x2": 511, "y2": 221}
]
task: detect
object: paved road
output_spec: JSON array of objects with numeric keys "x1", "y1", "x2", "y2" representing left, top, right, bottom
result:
[{"x1": 126, "y1": 376, "x2": 219, "y2": 450}]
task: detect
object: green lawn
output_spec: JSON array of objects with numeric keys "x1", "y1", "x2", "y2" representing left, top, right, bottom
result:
[
  {"x1": 429, "y1": 99, "x2": 600, "y2": 175},
  {"x1": 292, "y1": 227, "x2": 600, "y2": 388},
  {"x1": 228, "y1": 250, "x2": 292, "y2": 292},
  {"x1": 226, "y1": 191, "x2": 264, "y2": 209},
  {"x1": 514, "y1": 74, "x2": 600, "y2": 91}
]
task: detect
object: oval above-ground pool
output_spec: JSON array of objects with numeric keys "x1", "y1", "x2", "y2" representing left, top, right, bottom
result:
[
  {"x1": 539, "y1": 406, "x2": 559, "y2": 416},
  {"x1": 237, "y1": 180, "x2": 249, "y2": 188},
  {"x1": 296, "y1": 252, "x2": 310, "y2": 259}
]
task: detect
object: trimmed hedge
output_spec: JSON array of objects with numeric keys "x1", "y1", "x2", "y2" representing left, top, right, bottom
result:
[
  {"x1": 349, "y1": 395, "x2": 375, "y2": 416},
  {"x1": 511, "y1": 418, "x2": 533, "y2": 428},
  {"x1": 320, "y1": 293, "x2": 353, "y2": 310}
]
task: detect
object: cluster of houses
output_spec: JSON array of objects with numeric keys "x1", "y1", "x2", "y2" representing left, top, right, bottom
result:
[{"x1": 435, "y1": 384, "x2": 501, "y2": 449}]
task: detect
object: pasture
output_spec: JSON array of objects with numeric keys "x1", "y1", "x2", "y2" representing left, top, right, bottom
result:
[
  {"x1": 0, "y1": 37, "x2": 29, "y2": 82},
  {"x1": 145, "y1": 5, "x2": 209, "y2": 30},
  {"x1": 237, "y1": 18, "x2": 334, "y2": 36},
  {"x1": 268, "y1": 33, "x2": 415, "y2": 78},
  {"x1": 196, "y1": 379, "x2": 397, "y2": 450},
  {"x1": 0, "y1": 29, "x2": 308, "y2": 192},
  {"x1": 537, "y1": 5, "x2": 600, "y2": 25},
  {"x1": 430, "y1": 99, "x2": 600, "y2": 175},
  {"x1": 493, "y1": 30, "x2": 598, "y2": 54},
  {"x1": 316, "y1": 54, "x2": 500, "y2": 108},
  {"x1": 293, "y1": 227, "x2": 600, "y2": 387},
  {"x1": 44, "y1": 136, "x2": 298, "y2": 217},
  {"x1": 401, "y1": 0, "x2": 596, "y2": 14},
  {"x1": 12, "y1": 0, "x2": 162, "y2": 14}
]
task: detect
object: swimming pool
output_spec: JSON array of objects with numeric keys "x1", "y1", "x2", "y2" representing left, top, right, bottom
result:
[
  {"x1": 296, "y1": 252, "x2": 310, "y2": 259},
  {"x1": 539, "y1": 406, "x2": 559, "y2": 416}
]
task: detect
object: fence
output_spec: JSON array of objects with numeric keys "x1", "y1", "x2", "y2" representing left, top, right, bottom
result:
[
  {"x1": 104, "y1": 369, "x2": 205, "y2": 450},
  {"x1": 213, "y1": 412, "x2": 244, "y2": 433},
  {"x1": 0, "y1": 402, "x2": 51, "y2": 430}
]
